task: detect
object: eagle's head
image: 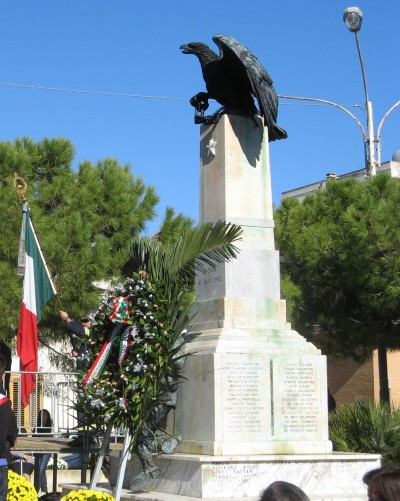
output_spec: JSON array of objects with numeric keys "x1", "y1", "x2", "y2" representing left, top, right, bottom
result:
[
  {"x1": 180, "y1": 42, "x2": 210, "y2": 55},
  {"x1": 180, "y1": 42, "x2": 219, "y2": 67}
]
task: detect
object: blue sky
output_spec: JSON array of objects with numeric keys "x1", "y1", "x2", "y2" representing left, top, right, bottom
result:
[{"x1": 0, "y1": 1, "x2": 399, "y2": 234}]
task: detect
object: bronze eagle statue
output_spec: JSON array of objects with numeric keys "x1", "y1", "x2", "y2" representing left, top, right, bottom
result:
[{"x1": 180, "y1": 34, "x2": 287, "y2": 141}]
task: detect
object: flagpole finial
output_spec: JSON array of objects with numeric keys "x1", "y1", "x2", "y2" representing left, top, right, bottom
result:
[{"x1": 13, "y1": 173, "x2": 28, "y2": 202}]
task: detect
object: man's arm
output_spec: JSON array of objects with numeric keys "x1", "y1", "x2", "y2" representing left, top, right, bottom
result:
[{"x1": 60, "y1": 311, "x2": 85, "y2": 337}]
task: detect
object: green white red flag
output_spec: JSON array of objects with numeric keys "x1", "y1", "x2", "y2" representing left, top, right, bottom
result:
[{"x1": 17, "y1": 206, "x2": 56, "y2": 407}]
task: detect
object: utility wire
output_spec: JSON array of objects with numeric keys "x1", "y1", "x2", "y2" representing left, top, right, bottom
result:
[
  {"x1": 0, "y1": 81, "x2": 363, "y2": 108},
  {"x1": 0, "y1": 82, "x2": 188, "y2": 101},
  {"x1": 279, "y1": 102, "x2": 363, "y2": 108}
]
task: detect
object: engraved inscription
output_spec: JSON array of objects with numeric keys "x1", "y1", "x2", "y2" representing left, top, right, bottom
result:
[
  {"x1": 222, "y1": 358, "x2": 268, "y2": 438},
  {"x1": 207, "y1": 462, "x2": 262, "y2": 493},
  {"x1": 280, "y1": 361, "x2": 320, "y2": 434},
  {"x1": 196, "y1": 262, "x2": 224, "y2": 300},
  {"x1": 197, "y1": 266, "x2": 222, "y2": 287}
]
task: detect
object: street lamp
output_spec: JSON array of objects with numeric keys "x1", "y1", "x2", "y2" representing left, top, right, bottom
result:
[
  {"x1": 343, "y1": 7, "x2": 376, "y2": 176},
  {"x1": 343, "y1": 6, "x2": 362, "y2": 32}
]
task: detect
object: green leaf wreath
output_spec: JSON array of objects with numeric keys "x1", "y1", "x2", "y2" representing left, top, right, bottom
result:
[
  {"x1": 75, "y1": 272, "x2": 188, "y2": 432},
  {"x1": 74, "y1": 221, "x2": 242, "y2": 443}
]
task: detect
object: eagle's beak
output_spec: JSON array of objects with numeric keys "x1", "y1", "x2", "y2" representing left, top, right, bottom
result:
[{"x1": 180, "y1": 44, "x2": 191, "y2": 54}]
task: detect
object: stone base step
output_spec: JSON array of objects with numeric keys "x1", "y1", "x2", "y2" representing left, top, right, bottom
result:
[{"x1": 58, "y1": 482, "x2": 369, "y2": 501}]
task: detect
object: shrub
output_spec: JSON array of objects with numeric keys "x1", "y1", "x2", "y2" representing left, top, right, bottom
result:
[{"x1": 329, "y1": 397, "x2": 400, "y2": 464}]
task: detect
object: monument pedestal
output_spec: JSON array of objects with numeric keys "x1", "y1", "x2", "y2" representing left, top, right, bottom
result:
[
  {"x1": 108, "y1": 450, "x2": 379, "y2": 500},
  {"x1": 177, "y1": 351, "x2": 331, "y2": 456},
  {"x1": 111, "y1": 116, "x2": 379, "y2": 500}
]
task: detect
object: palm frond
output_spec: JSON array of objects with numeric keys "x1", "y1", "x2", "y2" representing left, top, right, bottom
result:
[
  {"x1": 124, "y1": 220, "x2": 242, "y2": 296},
  {"x1": 173, "y1": 221, "x2": 242, "y2": 284}
]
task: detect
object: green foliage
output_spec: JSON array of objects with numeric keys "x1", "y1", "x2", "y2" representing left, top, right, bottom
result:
[
  {"x1": 275, "y1": 174, "x2": 400, "y2": 358},
  {"x1": 329, "y1": 398, "x2": 400, "y2": 464},
  {"x1": 0, "y1": 137, "x2": 159, "y2": 346},
  {"x1": 280, "y1": 274, "x2": 303, "y2": 324},
  {"x1": 156, "y1": 207, "x2": 194, "y2": 245}
]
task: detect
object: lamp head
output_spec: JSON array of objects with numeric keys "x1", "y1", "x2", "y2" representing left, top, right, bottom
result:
[{"x1": 343, "y1": 7, "x2": 363, "y2": 32}]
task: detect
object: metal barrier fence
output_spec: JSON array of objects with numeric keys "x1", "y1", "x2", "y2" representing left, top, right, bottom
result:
[
  {"x1": 7, "y1": 371, "x2": 80, "y2": 436},
  {"x1": 6, "y1": 371, "x2": 126, "y2": 440}
]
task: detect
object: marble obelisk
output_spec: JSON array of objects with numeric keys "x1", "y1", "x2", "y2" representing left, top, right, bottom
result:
[{"x1": 175, "y1": 114, "x2": 332, "y2": 455}]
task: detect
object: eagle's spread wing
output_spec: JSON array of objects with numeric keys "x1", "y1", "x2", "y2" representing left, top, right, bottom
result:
[{"x1": 212, "y1": 34, "x2": 279, "y2": 129}]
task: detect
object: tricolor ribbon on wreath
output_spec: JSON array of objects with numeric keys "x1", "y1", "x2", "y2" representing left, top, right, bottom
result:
[{"x1": 82, "y1": 296, "x2": 137, "y2": 389}]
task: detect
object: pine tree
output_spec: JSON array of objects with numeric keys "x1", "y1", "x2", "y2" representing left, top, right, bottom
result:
[
  {"x1": 0, "y1": 137, "x2": 162, "y2": 346},
  {"x1": 275, "y1": 173, "x2": 400, "y2": 366}
]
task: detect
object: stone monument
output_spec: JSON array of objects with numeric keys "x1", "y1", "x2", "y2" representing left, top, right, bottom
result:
[
  {"x1": 176, "y1": 114, "x2": 329, "y2": 456},
  {"x1": 110, "y1": 115, "x2": 380, "y2": 501}
]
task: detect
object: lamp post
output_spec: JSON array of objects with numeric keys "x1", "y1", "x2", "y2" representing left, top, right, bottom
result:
[
  {"x1": 343, "y1": 7, "x2": 376, "y2": 176},
  {"x1": 280, "y1": 8, "x2": 400, "y2": 175}
]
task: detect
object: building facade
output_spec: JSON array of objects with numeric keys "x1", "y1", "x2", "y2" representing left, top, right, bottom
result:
[{"x1": 282, "y1": 155, "x2": 400, "y2": 202}]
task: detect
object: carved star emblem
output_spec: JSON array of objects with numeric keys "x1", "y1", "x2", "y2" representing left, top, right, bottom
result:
[{"x1": 206, "y1": 138, "x2": 217, "y2": 157}]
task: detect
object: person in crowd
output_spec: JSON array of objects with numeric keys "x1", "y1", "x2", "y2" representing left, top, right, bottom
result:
[
  {"x1": 0, "y1": 342, "x2": 11, "y2": 396},
  {"x1": 59, "y1": 311, "x2": 91, "y2": 370},
  {"x1": 363, "y1": 466, "x2": 400, "y2": 501},
  {"x1": 60, "y1": 310, "x2": 98, "y2": 446},
  {"x1": 0, "y1": 353, "x2": 18, "y2": 501},
  {"x1": 35, "y1": 409, "x2": 53, "y2": 494},
  {"x1": 260, "y1": 481, "x2": 310, "y2": 501},
  {"x1": 9, "y1": 453, "x2": 34, "y2": 481}
]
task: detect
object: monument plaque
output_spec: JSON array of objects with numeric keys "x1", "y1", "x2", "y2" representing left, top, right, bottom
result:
[
  {"x1": 221, "y1": 355, "x2": 270, "y2": 441},
  {"x1": 272, "y1": 355, "x2": 326, "y2": 440}
]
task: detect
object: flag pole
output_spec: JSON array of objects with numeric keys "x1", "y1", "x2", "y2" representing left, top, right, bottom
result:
[
  {"x1": 14, "y1": 174, "x2": 28, "y2": 276},
  {"x1": 13, "y1": 173, "x2": 64, "y2": 310},
  {"x1": 14, "y1": 173, "x2": 64, "y2": 407}
]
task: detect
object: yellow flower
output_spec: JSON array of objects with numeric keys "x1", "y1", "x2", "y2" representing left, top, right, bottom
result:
[
  {"x1": 7, "y1": 470, "x2": 38, "y2": 500},
  {"x1": 61, "y1": 489, "x2": 115, "y2": 501}
]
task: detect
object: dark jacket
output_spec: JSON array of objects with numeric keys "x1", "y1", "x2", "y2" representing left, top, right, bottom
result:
[
  {"x1": 66, "y1": 320, "x2": 85, "y2": 338},
  {"x1": 0, "y1": 342, "x2": 11, "y2": 396},
  {"x1": 0, "y1": 395, "x2": 18, "y2": 464},
  {"x1": 66, "y1": 320, "x2": 90, "y2": 370}
]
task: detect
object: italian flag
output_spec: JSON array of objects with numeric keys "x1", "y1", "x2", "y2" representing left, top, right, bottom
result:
[{"x1": 17, "y1": 207, "x2": 56, "y2": 407}]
